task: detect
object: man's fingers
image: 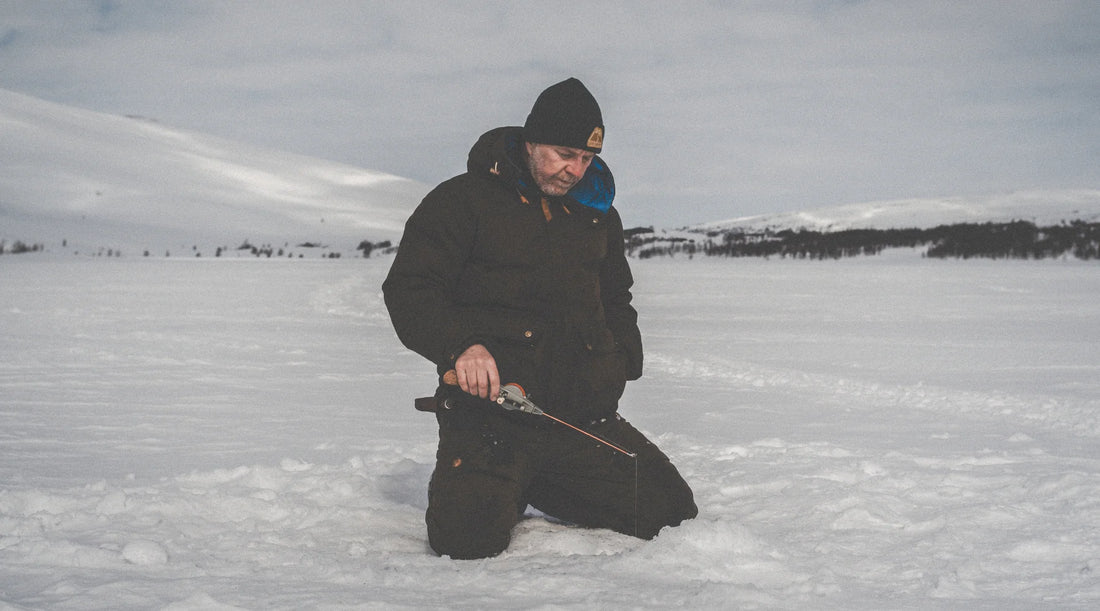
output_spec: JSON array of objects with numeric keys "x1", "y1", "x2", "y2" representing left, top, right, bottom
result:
[
  {"x1": 487, "y1": 368, "x2": 500, "y2": 402},
  {"x1": 453, "y1": 344, "x2": 500, "y2": 400},
  {"x1": 457, "y1": 367, "x2": 490, "y2": 399},
  {"x1": 470, "y1": 369, "x2": 486, "y2": 399},
  {"x1": 478, "y1": 370, "x2": 492, "y2": 399}
]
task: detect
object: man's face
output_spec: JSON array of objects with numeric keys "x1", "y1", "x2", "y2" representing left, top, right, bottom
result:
[{"x1": 525, "y1": 142, "x2": 595, "y2": 196}]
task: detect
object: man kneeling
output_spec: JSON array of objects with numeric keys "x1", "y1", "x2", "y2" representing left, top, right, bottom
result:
[{"x1": 383, "y1": 77, "x2": 697, "y2": 558}]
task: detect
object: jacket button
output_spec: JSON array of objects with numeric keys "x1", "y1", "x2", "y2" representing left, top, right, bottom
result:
[
  {"x1": 592, "y1": 218, "x2": 600, "y2": 224},
  {"x1": 585, "y1": 343, "x2": 593, "y2": 351},
  {"x1": 524, "y1": 330, "x2": 533, "y2": 338}
]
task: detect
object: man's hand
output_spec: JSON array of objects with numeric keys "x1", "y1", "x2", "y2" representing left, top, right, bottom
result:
[{"x1": 453, "y1": 344, "x2": 500, "y2": 401}]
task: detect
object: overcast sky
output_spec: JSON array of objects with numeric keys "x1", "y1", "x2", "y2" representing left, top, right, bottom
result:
[{"x1": 2, "y1": 1, "x2": 1098, "y2": 227}]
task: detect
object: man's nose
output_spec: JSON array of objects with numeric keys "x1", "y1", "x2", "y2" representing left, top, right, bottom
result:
[{"x1": 565, "y1": 158, "x2": 587, "y2": 177}]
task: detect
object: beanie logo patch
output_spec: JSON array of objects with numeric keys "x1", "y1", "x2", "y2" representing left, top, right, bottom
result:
[{"x1": 587, "y1": 127, "x2": 604, "y2": 150}]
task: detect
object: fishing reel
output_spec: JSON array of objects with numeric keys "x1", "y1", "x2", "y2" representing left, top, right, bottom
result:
[{"x1": 495, "y1": 383, "x2": 543, "y2": 415}]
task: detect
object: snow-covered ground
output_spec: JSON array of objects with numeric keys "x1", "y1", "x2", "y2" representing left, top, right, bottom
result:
[{"x1": 2, "y1": 254, "x2": 1097, "y2": 609}]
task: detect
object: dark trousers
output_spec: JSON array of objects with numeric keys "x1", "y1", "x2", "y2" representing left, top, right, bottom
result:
[{"x1": 425, "y1": 403, "x2": 698, "y2": 559}]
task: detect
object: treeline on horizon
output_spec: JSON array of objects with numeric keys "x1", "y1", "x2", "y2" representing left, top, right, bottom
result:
[
  {"x1": 0, "y1": 238, "x2": 397, "y2": 258},
  {"x1": 6, "y1": 221, "x2": 1100, "y2": 261},
  {"x1": 626, "y1": 220, "x2": 1100, "y2": 261}
]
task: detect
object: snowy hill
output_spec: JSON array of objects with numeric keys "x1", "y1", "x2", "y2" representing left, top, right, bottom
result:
[
  {"x1": 0, "y1": 88, "x2": 428, "y2": 256},
  {"x1": 695, "y1": 189, "x2": 1100, "y2": 234},
  {"x1": 5, "y1": 87, "x2": 1097, "y2": 259}
]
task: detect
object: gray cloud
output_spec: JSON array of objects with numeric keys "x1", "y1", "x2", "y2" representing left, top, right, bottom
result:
[{"x1": 2, "y1": 0, "x2": 1098, "y2": 227}]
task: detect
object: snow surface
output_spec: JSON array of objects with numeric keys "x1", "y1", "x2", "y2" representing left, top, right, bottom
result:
[
  {"x1": 2, "y1": 254, "x2": 1098, "y2": 609},
  {"x1": 4, "y1": 84, "x2": 1099, "y2": 608}
]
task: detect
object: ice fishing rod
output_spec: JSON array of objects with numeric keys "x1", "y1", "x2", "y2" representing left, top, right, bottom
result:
[{"x1": 440, "y1": 370, "x2": 636, "y2": 458}]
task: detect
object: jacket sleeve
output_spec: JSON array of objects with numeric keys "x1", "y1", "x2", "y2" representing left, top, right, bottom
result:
[
  {"x1": 382, "y1": 179, "x2": 482, "y2": 372},
  {"x1": 600, "y1": 207, "x2": 644, "y2": 380}
]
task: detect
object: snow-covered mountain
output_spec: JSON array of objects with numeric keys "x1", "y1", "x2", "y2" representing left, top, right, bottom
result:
[
  {"x1": 5, "y1": 87, "x2": 1097, "y2": 258},
  {"x1": 0, "y1": 88, "x2": 428, "y2": 256},
  {"x1": 695, "y1": 189, "x2": 1100, "y2": 234}
]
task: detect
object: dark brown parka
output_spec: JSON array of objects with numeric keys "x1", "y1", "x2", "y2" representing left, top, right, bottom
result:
[{"x1": 382, "y1": 126, "x2": 642, "y2": 424}]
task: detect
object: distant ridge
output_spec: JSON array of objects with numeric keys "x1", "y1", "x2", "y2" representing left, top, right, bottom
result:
[
  {"x1": 6, "y1": 88, "x2": 1098, "y2": 259},
  {"x1": 0, "y1": 88, "x2": 428, "y2": 256},
  {"x1": 694, "y1": 190, "x2": 1100, "y2": 234},
  {"x1": 618, "y1": 190, "x2": 1100, "y2": 260}
]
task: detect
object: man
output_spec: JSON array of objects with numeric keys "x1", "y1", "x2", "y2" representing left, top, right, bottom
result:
[{"x1": 383, "y1": 78, "x2": 697, "y2": 559}]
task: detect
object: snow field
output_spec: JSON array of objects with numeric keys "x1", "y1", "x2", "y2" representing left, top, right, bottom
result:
[{"x1": 1, "y1": 255, "x2": 1098, "y2": 609}]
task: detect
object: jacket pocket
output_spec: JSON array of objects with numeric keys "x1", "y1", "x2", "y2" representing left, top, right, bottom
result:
[{"x1": 574, "y1": 324, "x2": 628, "y2": 415}]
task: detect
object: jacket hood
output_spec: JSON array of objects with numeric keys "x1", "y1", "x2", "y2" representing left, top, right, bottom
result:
[{"x1": 467, "y1": 126, "x2": 615, "y2": 214}]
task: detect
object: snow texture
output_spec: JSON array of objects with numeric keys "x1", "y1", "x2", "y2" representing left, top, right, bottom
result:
[
  {"x1": 2, "y1": 256, "x2": 1098, "y2": 609},
  {"x1": 2, "y1": 83, "x2": 1099, "y2": 609}
]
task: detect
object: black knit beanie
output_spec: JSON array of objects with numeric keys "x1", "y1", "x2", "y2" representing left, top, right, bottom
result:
[{"x1": 522, "y1": 78, "x2": 604, "y2": 153}]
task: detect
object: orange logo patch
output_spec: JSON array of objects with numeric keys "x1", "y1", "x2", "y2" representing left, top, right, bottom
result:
[{"x1": 587, "y1": 126, "x2": 604, "y2": 149}]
